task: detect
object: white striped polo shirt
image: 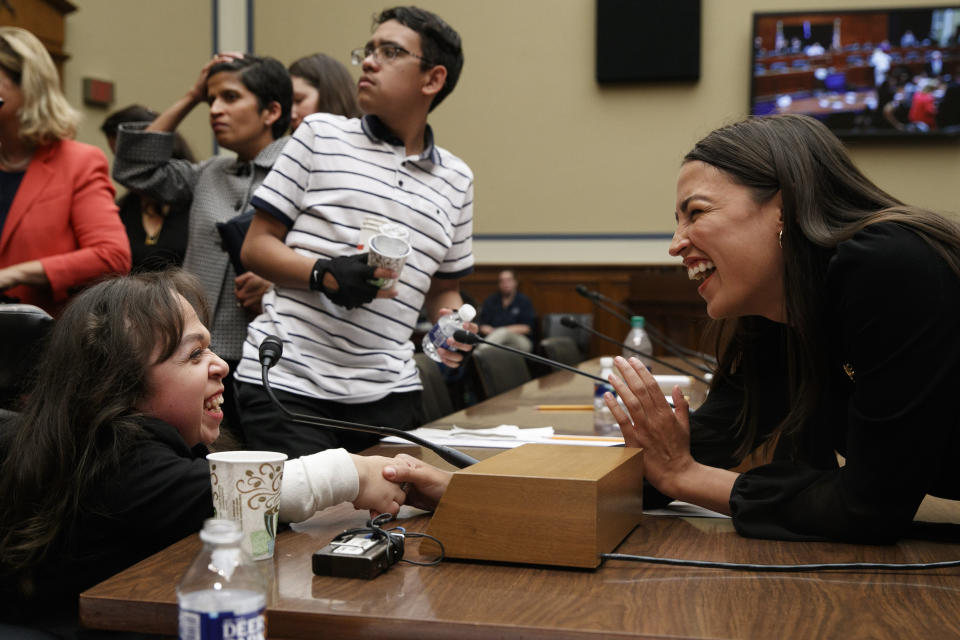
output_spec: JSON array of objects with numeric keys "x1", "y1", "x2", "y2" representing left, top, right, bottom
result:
[{"x1": 234, "y1": 113, "x2": 474, "y2": 404}]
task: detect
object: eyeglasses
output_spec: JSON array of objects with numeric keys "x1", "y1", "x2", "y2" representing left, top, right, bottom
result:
[{"x1": 350, "y1": 44, "x2": 430, "y2": 66}]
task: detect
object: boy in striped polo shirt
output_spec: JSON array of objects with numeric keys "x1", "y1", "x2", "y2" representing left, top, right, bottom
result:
[{"x1": 234, "y1": 6, "x2": 475, "y2": 457}]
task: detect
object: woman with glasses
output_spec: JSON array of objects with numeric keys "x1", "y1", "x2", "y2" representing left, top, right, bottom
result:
[{"x1": 234, "y1": 6, "x2": 476, "y2": 461}]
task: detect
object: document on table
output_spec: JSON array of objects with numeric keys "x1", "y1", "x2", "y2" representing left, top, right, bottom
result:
[{"x1": 381, "y1": 425, "x2": 624, "y2": 448}]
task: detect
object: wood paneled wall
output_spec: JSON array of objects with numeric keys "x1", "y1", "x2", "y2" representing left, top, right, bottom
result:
[
  {"x1": 461, "y1": 265, "x2": 712, "y2": 359},
  {"x1": 0, "y1": 0, "x2": 76, "y2": 75}
]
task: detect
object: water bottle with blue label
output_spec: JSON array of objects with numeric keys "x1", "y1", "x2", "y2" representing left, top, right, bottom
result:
[
  {"x1": 177, "y1": 519, "x2": 267, "y2": 640},
  {"x1": 421, "y1": 304, "x2": 477, "y2": 362},
  {"x1": 594, "y1": 356, "x2": 618, "y2": 434}
]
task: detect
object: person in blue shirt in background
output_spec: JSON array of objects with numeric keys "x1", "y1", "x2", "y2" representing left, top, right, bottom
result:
[{"x1": 477, "y1": 269, "x2": 537, "y2": 352}]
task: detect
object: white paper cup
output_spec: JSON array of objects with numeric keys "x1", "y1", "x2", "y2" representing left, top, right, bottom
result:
[
  {"x1": 357, "y1": 215, "x2": 388, "y2": 251},
  {"x1": 207, "y1": 450, "x2": 287, "y2": 560},
  {"x1": 367, "y1": 233, "x2": 412, "y2": 289}
]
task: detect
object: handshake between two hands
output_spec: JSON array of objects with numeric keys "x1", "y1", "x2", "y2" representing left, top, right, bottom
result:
[{"x1": 350, "y1": 452, "x2": 453, "y2": 517}]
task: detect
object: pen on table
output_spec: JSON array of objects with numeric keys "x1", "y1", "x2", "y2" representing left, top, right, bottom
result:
[{"x1": 537, "y1": 404, "x2": 594, "y2": 411}]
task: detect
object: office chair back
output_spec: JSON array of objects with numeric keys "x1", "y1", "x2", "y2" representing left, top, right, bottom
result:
[
  {"x1": 471, "y1": 343, "x2": 531, "y2": 400},
  {"x1": 0, "y1": 304, "x2": 54, "y2": 411},
  {"x1": 414, "y1": 352, "x2": 455, "y2": 424},
  {"x1": 541, "y1": 312, "x2": 592, "y2": 355},
  {"x1": 537, "y1": 336, "x2": 583, "y2": 367}
]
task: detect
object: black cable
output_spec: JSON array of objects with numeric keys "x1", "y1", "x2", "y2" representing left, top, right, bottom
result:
[
  {"x1": 342, "y1": 514, "x2": 446, "y2": 567},
  {"x1": 390, "y1": 527, "x2": 446, "y2": 566},
  {"x1": 601, "y1": 552, "x2": 960, "y2": 572},
  {"x1": 338, "y1": 513, "x2": 406, "y2": 566},
  {"x1": 342, "y1": 516, "x2": 958, "y2": 573}
]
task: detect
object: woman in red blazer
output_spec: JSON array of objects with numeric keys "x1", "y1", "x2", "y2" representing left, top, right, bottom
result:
[{"x1": 0, "y1": 27, "x2": 130, "y2": 316}]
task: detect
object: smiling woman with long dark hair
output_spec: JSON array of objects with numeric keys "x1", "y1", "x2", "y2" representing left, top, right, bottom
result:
[
  {"x1": 603, "y1": 114, "x2": 960, "y2": 543},
  {"x1": 0, "y1": 270, "x2": 423, "y2": 633}
]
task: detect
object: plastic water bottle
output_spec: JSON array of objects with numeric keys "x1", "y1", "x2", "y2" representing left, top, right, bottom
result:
[
  {"x1": 421, "y1": 304, "x2": 477, "y2": 362},
  {"x1": 177, "y1": 519, "x2": 268, "y2": 640},
  {"x1": 623, "y1": 315, "x2": 653, "y2": 370},
  {"x1": 594, "y1": 356, "x2": 618, "y2": 434}
]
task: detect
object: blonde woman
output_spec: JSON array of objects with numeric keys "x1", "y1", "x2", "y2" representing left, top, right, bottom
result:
[{"x1": 0, "y1": 27, "x2": 130, "y2": 315}]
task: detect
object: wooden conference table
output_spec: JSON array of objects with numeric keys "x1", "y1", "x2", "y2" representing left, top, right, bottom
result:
[{"x1": 80, "y1": 362, "x2": 960, "y2": 639}]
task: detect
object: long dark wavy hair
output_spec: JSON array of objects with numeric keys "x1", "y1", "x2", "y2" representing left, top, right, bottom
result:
[
  {"x1": 0, "y1": 269, "x2": 209, "y2": 571},
  {"x1": 685, "y1": 114, "x2": 960, "y2": 458},
  {"x1": 288, "y1": 53, "x2": 361, "y2": 120}
]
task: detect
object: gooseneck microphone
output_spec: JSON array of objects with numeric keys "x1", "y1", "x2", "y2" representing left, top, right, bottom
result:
[
  {"x1": 575, "y1": 285, "x2": 631, "y2": 325},
  {"x1": 575, "y1": 284, "x2": 634, "y2": 317},
  {"x1": 258, "y1": 336, "x2": 478, "y2": 469},
  {"x1": 452, "y1": 329, "x2": 611, "y2": 385},
  {"x1": 575, "y1": 284, "x2": 717, "y2": 367},
  {"x1": 454, "y1": 329, "x2": 676, "y2": 408},
  {"x1": 559, "y1": 316, "x2": 710, "y2": 384}
]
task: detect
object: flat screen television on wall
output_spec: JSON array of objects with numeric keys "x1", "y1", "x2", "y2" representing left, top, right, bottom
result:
[{"x1": 750, "y1": 6, "x2": 960, "y2": 138}]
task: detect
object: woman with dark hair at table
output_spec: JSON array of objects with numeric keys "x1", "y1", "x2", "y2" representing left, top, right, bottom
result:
[
  {"x1": 385, "y1": 114, "x2": 960, "y2": 544},
  {"x1": 601, "y1": 114, "x2": 960, "y2": 543},
  {"x1": 288, "y1": 52, "x2": 361, "y2": 132},
  {"x1": 0, "y1": 269, "x2": 419, "y2": 632},
  {"x1": 0, "y1": 27, "x2": 130, "y2": 314}
]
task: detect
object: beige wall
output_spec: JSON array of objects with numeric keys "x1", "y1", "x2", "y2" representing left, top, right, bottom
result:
[
  {"x1": 64, "y1": 0, "x2": 212, "y2": 164},
  {"x1": 62, "y1": 0, "x2": 960, "y2": 263}
]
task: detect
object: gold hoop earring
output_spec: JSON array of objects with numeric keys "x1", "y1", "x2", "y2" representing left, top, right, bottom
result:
[{"x1": 778, "y1": 228, "x2": 783, "y2": 248}]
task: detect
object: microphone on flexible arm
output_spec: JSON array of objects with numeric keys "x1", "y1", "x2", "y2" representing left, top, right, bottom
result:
[
  {"x1": 452, "y1": 329, "x2": 612, "y2": 385},
  {"x1": 453, "y1": 329, "x2": 677, "y2": 409},
  {"x1": 575, "y1": 284, "x2": 717, "y2": 368},
  {"x1": 574, "y1": 285, "x2": 632, "y2": 325},
  {"x1": 559, "y1": 316, "x2": 711, "y2": 385},
  {"x1": 258, "y1": 336, "x2": 478, "y2": 469},
  {"x1": 575, "y1": 284, "x2": 634, "y2": 318}
]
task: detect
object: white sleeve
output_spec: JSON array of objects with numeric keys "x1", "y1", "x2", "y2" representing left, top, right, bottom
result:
[
  {"x1": 279, "y1": 448, "x2": 359, "y2": 523},
  {"x1": 249, "y1": 125, "x2": 312, "y2": 224}
]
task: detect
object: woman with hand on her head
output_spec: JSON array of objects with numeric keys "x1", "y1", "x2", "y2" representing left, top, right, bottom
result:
[
  {"x1": 604, "y1": 114, "x2": 960, "y2": 543},
  {"x1": 288, "y1": 52, "x2": 361, "y2": 132},
  {"x1": 0, "y1": 269, "x2": 417, "y2": 630},
  {"x1": 112, "y1": 53, "x2": 291, "y2": 440},
  {"x1": 0, "y1": 27, "x2": 130, "y2": 314}
]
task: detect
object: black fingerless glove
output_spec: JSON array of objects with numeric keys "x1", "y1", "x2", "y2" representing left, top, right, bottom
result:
[{"x1": 309, "y1": 254, "x2": 379, "y2": 309}]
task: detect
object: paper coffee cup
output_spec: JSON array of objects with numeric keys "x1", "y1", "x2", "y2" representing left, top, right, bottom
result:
[
  {"x1": 207, "y1": 450, "x2": 287, "y2": 560},
  {"x1": 367, "y1": 233, "x2": 412, "y2": 289},
  {"x1": 357, "y1": 215, "x2": 389, "y2": 251}
]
